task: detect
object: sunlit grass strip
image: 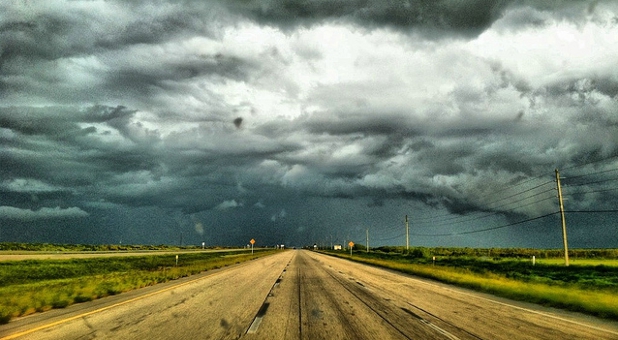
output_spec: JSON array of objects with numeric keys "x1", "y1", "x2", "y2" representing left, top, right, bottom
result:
[
  {"x1": 330, "y1": 253, "x2": 618, "y2": 320},
  {"x1": 535, "y1": 258, "x2": 618, "y2": 267},
  {"x1": 0, "y1": 250, "x2": 277, "y2": 324}
]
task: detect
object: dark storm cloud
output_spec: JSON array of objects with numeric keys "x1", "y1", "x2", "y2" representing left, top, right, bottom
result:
[
  {"x1": 0, "y1": 105, "x2": 146, "y2": 186},
  {"x1": 223, "y1": 0, "x2": 618, "y2": 38},
  {"x1": 1, "y1": 102, "x2": 302, "y2": 218},
  {"x1": 301, "y1": 111, "x2": 418, "y2": 136},
  {"x1": 225, "y1": 0, "x2": 512, "y2": 37},
  {"x1": 0, "y1": 1, "x2": 220, "y2": 62},
  {"x1": 100, "y1": 53, "x2": 254, "y2": 97},
  {"x1": 251, "y1": 57, "x2": 617, "y2": 217},
  {"x1": 0, "y1": 105, "x2": 135, "y2": 134},
  {"x1": 0, "y1": 107, "x2": 78, "y2": 137},
  {"x1": 83, "y1": 105, "x2": 136, "y2": 123},
  {"x1": 0, "y1": 1, "x2": 243, "y2": 106},
  {"x1": 1, "y1": 0, "x2": 617, "y2": 248}
]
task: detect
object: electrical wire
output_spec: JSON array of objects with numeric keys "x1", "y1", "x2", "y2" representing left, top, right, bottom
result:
[
  {"x1": 561, "y1": 153, "x2": 618, "y2": 171},
  {"x1": 487, "y1": 188, "x2": 556, "y2": 212},
  {"x1": 485, "y1": 180, "x2": 554, "y2": 208},
  {"x1": 371, "y1": 161, "x2": 616, "y2": 243},
  {"x1": 372, "y1": 231, "x2": 406, "y2": 242},
  {"x1": 410, "y1": 212, "x2": 560, "y2": 237},
  {"x1": 563, "y1": 210, "x2": 618, "y2": 213},
  {"x1": 414, "y1": 192, "x2": 556, "y2": 229},
  {"x1": 563, "y1": 186, "x2": 618, "y2": 196},
  {"x1": 412, "y1": 173, "x2": 554, "y2": 222},
  {"x1": 563, "y1": 176, "x2": 618, "y2": 187},
  {"x1": 562, "y1": 167, "x2": 618, "y2": 181}
]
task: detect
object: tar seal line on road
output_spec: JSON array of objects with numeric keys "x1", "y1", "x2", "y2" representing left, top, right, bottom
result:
[{"x1": 246, "y1": 258, "x2": 293, "y2": 335}]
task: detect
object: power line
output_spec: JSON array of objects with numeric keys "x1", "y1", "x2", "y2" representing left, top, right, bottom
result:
[
  {"x1": 563, "y1": 176, "x2": 618, "y2": 187},
  {"x1": 563, "y1": 167, "x2": 618, "y2": 181},
  {"x1": 415, "y1": 192, "x2": 556, "y2": 228},
  {"x1": 373, "y1": 165, "x2": 615, "y2": 245},
  {"x1": 488, "y1": 188, "x2": 556, "y2": 212},
  {"x1": 485, "y1": 180, "x2": 554, "y2": 208},
  {"x1": 499, "y1": 195, "x2": 556, "y2": 212},
  {"x1": 563, "y1": 186, "x2": 618, "y2": 196},
  {"x1": 410, "y1": 212, "x2": 559, "y2": 237},
  {"x1": 372, "y1": 231, "x2": 406, "y2": 242},
  {"x1": 414, "y1": 174, "x2": 554, "y2": 223},
  {"x1": 564, "y1": 210, "x2": 618, "y2": 213},
  {"x1": 562, "y1": 153, "x2": 618, "y2": 171},
  {"x1": 375, "y1": 220, "x2": 408, "y2": 233},
  {"x1": 426, "y1": 182, "x2": 555, "y2": 224}
]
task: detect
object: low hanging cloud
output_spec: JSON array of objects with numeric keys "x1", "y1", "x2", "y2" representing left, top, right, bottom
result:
[
  {"x1": 0, "y1": 206, "x2": 89, "y2": 221},
  {"x1": 271, "y1": 209, "x2": 287, "y2": 222},
  {"x1": 194, "y1": 222, "x2": 205, "y2": 235},
  {"x1": 215, "y1": 200, "x2": 243, "y2": 210}
]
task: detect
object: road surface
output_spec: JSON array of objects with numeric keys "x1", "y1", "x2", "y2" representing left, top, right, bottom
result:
[{"x1": 1, "y1": 250, "x2": 617, "y2": 339}]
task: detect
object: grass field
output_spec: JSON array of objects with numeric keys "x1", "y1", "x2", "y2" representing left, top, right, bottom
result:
[
  {"x1": 0, "y1": 249, "x2": 277, "y2": 324},
  {"x1": 533, "y1": 258, "x2": 618, "y2": 266},
  {"x1": 322, "y1": 248, "x2": 618, "y2": 321}
]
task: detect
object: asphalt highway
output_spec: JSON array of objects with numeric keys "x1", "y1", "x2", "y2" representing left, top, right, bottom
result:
[{"x1": 1, "y1": 250, "x2": 617, "y2": 339}]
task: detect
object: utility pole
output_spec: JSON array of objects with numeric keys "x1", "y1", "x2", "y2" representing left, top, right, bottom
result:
[
  {"x1": 405, "y1": 215, "x2": 409, "y2": 252},
  {"x1": 555, "y1": 169, "x2": 569, "y2": 267},
  {"x1": 366, "y1": 228, "x2": 369, "y2": 253}
]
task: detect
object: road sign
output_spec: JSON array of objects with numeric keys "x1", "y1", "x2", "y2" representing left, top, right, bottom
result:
[
  {"x1": 250, "y1": 239, "x2": 255, "y2": 245},
  {"x1": 348, "y1": 241, "x2": 354, "y2": 247}
]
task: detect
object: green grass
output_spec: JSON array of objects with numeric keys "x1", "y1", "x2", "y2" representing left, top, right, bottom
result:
[
  {"x1": 323, "y1": 250, "x2": 618, "y2": 321},
  {"x1": 0, "y1": 250, "x2": 277, "y2": 324},
  {"x1": 535, "y1": 258, "x2": 618, "y2": 267}
]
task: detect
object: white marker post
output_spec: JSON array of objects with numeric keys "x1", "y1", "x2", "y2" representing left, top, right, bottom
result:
[
  {"x1": 532, "y1": 256, "x2": 536, "y2": 266},
  {"x1": 175, "y1": 255, "x2": 179, "y2": 266}
]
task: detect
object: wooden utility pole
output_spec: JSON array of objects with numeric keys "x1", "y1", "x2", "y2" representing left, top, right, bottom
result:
[
  {"x1": 405, "y1": 215, "x2": 409, "y2": 252},
  {"x1": 366, "y1": 228, "x2": 369, "y2": 253},
  {"x1": 555, "y1": 169, "x2": 569, "y2": 266}
]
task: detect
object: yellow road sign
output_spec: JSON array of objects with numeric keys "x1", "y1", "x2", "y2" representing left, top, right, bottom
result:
[
  {"x1": 348, "y1": 241, "x2": 354, "y2": 247},
  {"x1": 250, "y1": 239, "x2": 255, "y2": 245}
]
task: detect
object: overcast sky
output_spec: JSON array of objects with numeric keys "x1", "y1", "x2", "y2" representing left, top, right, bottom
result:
[{"x1": 1, "y1": 0, "x2": 617, "y2": 248}]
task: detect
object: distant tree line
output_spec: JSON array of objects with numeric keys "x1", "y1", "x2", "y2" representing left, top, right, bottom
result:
[{"x1": 0, "y1": 242, "x2": 213, "y2": 252}]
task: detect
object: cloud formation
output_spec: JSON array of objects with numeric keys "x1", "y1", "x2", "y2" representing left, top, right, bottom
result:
[
  {"x1": 0, "y1": 206, "x2": 89, "y2": 220},
  {"x1": 1, "y1": 0, "x2": 617, "y2": 247}
]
